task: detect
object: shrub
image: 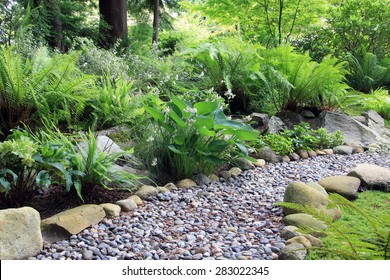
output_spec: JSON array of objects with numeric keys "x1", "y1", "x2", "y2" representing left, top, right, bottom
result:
[
  {"x1": 259, "y1": 133, "x2": 294, "y2": 156},
  {"x1": 256, "y1": 45, "x2": 349, "y2": 112},
  {"x1": 313, "y1": 128, "x2": 344, "y2": 149},
  {"x1": 283, "y1": 123, "x2": 319, "y2": 151},
  {"x1": 143, "y1": 95, "x2": 258, "y2": 180}
]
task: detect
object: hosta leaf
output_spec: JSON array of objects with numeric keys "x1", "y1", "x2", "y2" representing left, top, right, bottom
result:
[{"x1": 194, "y1": 101, "x2": 219, "y2": 115}]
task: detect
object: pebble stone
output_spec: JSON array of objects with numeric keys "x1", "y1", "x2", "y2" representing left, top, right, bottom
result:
[{"x1": 31, "y1": 151, "x2": 390, "y2": 260}]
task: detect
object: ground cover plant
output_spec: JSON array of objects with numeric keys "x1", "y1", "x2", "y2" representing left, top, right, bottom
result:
[{"x1": 280, "y1": 192, "x2": 390, "y2": 260}]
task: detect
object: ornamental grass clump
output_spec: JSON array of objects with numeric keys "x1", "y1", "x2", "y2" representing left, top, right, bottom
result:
[{"x1": 144, "y1": 95, "x2": 258, "y2": 180}]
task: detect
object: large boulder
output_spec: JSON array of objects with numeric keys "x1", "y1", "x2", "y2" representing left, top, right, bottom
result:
[
  {"x1": 333, "y1": 145, "x2": 354, "y2": 155},
  {"x1": 347, "y1": 164, "x2": 390, "y2": 192},
  {"x1": 41, "y1": 204, "x2": 105, "y2": 243},
  {"x1": 0, "y1": 207, "x2": 43, "y2": 260},
  {"x1": 318, "y1": 176, "x2": 361, "y2": 200},
  {"x1": 249, "y1": 113, "x2": 269, "y2": 133},
  {"x1": 283, "y1": 182, "x2": 329, "y2": 215},
  {"x1": 267, "y1": 116, "x2": 287, "y2": 134},
  {"x1": 363, "y1": 110, "x2": 385, "y2": 134},
  {"x1": 276, "y1": 111, "x2": 303, "y2": 130},
  {"x1": 319, "y1": 111, "x2": 388, "y2": 145}
]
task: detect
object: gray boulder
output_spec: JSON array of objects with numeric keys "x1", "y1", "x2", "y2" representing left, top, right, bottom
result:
[
  {"x1": 235, "y1": 158, "x2": 255, "y2": 170},
  {"x1": 278, "y1": 243, "x2": 307, "y2": 260},
  {"x1": 318, "y1": 176, "x2": 361, "y2": 200},
  {"x1": 363, "y1": 110, "x2": 385, "y2": 134},
  {"x1": 276, "y1": 111, "x2": 303, "y2": 130},
  {"x1": 306, "y1": 182, "x2": 328, "y2": 197},
  {"x1": 333, "y1": 145, "x2": 354, "y2": 155},
  {"x1": 0, "y1": 207, "x2": 43, "y2": 260},
  {"x1": 116, "y1": 199, "x2": 138, "y2": 212},
  {"x1": 192, "y1": 174, "x2": 212, "y2": 186},
  {"x1": 256, "y1": 146, "x2": 282, "y2": 163},
  {"x1": 347, "y1": 164, "x2": 390, "y2": 192},
  {"x1": 319, "y1": 111, "x2": 388, "y2": 145},
  {"x1": 249, "y1": 113, "x2": 269, "y2": 132},
  {"x1": 176, "y1": 179, "x2": 197, "y2": 189},
  {"x1": 283, "y1": 182, "x2": 329, "y2": 215},
  {"x1": 41, "y1": 204, "x2": 105, "y2": 243},
  {"x1": 267, "y1": 116, "x2": 287, "y2": 134},
  {"x1": 280, "y1": 226, "x2": 302, "y2": 240}
]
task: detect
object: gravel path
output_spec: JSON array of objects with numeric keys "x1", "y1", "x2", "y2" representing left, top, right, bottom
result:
[{"x1": 32, "y1": 151, "x2": 390, "y2": 260}]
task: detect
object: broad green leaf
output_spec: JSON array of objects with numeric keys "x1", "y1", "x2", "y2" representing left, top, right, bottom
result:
[
  {"x1": 169, "y1": 109, "x2": 186, "y2": 129},
  {"x1": 215, "y1": 119, "x2": 247, "y2": 130},
  {"x1": 194, "y1": 116, "x2": 214, "y2": 129},
  {"x1": 168, "y1": 145, "x2": 183, "y2": 154},
  {"x1": 171, "y1": 95, "x2": 188, "y2": 113},
  {"x1": 208, "y1": 140, "x2": 230, "y2": 152},
  {"x1": 0, "y1": 178, "x2": 11, "y2": 193},
  {"x1": 234, "y1": 129, "x2": 259, "y2": 140},
  {"x1": 236, "y1": 143, "x2": 249, "y2": 156},
  {"x1": 36, "y1": 170, "x2": 51, "y2": 188},
  {"x1": 198, "y1": 126, "x2": 216, "y2": 137},
  {"x1": 157, "y1": 120, "x2": 175, "y2": 133},
  {"x1": 194, "y1": 101, "x2": 219, "y2": 115},
  {"x1": 145, "y1": 106, "x2": 165, "y2": 122},
  {"x1": 173, "y1": 136, "x2": 185, "y2": 145},
  {"x1": 205, "y1": 155, "x2": 225, "y2": 164}
]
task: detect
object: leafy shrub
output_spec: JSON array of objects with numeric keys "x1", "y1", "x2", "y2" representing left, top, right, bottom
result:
[
  {"x1": 313, "y1": 128, "x2": 344, "y2": 149},
  {"x1": 181, "y1": 37, "x2": 263, "y2": 114},
  {"x1": 283, "y1": 123, "x2": 319, "y2": 151},
  {"x1": 256, "y1": 45, "x2": 349, "y2": 112},
  {"x1": 0, "y1": 130, "x2": 73, "y2": 207},
  {"x1": 278, "y1": 193, "x2": 390, "y2": 260},
  {"x1": 345, "y1": 51, "x2": 390, "y2": 93},
  {"x1": 341, "y1": 88, "x2": 390, "y2": 120},
  {"x1": 260, "y1": 133, "x2": 294, "y2": 156},
  {"x1": 0, "y1": 46, "x2": 94, "y2": 134},
  {"x1": 144, "y1": 95, "x2": 258, "y2": 180}
]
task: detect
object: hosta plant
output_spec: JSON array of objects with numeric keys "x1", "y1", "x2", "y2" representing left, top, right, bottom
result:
[{"x1": 144, "y1": 95, "x2": 259, "y2": 180}]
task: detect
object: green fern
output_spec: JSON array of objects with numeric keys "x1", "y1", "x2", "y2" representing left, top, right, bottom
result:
[{"x1": 277, "y1": 193, "x2": 390, "y2": 260}]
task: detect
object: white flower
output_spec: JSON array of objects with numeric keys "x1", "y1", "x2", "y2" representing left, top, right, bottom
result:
[
  {"x1": 151, "y1": 158, "x2": 158, "y2": 166},
  {"x1": 199, "y1": 71, "x2": 205, "y2": 77},
  {"x1": 147, "y1": 136, "x2": 154, "y2": 143},
  {"x1": 183, "y1": 107, "x2": 198, "y2": 114},
  {"x1": 224, "y1": 89, "x2": 236, "y2": 100}
]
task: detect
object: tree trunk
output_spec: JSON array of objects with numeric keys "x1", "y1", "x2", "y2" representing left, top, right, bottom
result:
[
  {"x1": 47, "y1": 0, "x2": 65, "y2": 52},
  {"x1": 152, "y1": 0, "x2": 160, "y2": 45},
  {"x1": 99, "y1": 0, "x2": 128, "y2": 48}
]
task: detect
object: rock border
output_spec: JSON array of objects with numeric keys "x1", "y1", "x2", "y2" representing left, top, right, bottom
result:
[{"x1": 0, "y1": 142, "x2": 386, "y2": 260}]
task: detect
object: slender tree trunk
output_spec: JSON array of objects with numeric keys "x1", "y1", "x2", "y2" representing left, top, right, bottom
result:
[
  {"x1": 152, "y1": 0, "x2": 160, "y2": 45},
  {"x1": 47, "y1": 0, "x2": 65, "y2": 52},
  {"x1": 99, "y1": 0, "x2": 128, "y2": 48},
  {"x1": 278, "y1": 0, "x2": 283, "y2": 45}
]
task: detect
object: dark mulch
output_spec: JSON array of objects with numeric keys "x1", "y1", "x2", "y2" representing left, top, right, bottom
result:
[{"x1": 2, "y1": 185, "x2": 133, "y2": 220}]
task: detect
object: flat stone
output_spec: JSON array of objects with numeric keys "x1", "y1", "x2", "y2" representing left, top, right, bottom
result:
[
  {"x1": 283, "y1": 214, "x2": 328, "y2": 236},
  {"x1": 280, "y1": 226, "x2": 302, "y2": 240},
  {"x1": 315, "y1": 150, "x2": 327, "y2": 156},
  {"x1": 192, "y1": 174, "x2": 211, "y2": 186},
  {"x1": 285, "y1": 236, "x2": 312, "y2": 249},
  {"x1": 322, "y1": 149, "x2": 334, "y2": 155},
  {"x1": 100, "y1": 203, "x2": 121, "y2": 216},
  {"x1": 219, "y1": 170, "x2": 231, "y2": 180},
  {"x1": 308, "y1": 150, "x2": 317, "y2": 157},
  {"x1": 347, "y1": 164, "x2": 390, "y2": 192},
  {"x1": 318, "y1": 176, "x2": 361, "y2": 199},
  {"x1": 176, "y1": 179, "x2": 197, "y2": 189},
  {"x1": 0, "y1": 207, "x2": 43, "y2": 260},
  {"x1": 208, "y1": 174, "x2": 220, "y2": 182},
  {"x1": 303, "y1": 234, "x2": 323, "y2": 247},
  {"x1": 41, "y1": 205, "x2": 105, "y2": 243},
  {"x1": 156, "y1": 187, "x2": 169, "y2": 193},
  {"x1": 134, "y1": 185, "x2": 159, "y2": 199},
  {"x1": 296, "y1": 149, "x2": 309, "y2": 159},
  {"x1": 235, "y1": 158, "x2": 255, "y2": 170},
  {"x1": 116, "y1": 199, "x2": 138, "y2": 212},
  {"x1": 229, "y1": 167, "x2": 242, "y2": 177},
  {"x1": 333, "y1": 145, "x2": 354, "y2": 155},
  {"x1": 127, "y1": 195, "x2": 143, "y2": 206},
  {"x1": 163, "y1": 183, "x2": 176, "y2": 190},
  {"x1": 278, "y1": 243, "x2": 307, "y2": 260}
]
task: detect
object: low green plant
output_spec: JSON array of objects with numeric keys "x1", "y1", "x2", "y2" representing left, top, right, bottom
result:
[
  {"x1": 0, "y1": 130, "x2": 74, "y2": 207},
  {"x1": 283, "y1": 123, "x2": 319, "y2": 151},
  {"x1": 341, "y1": 88, "x2": 390, "y2": 120},
  {"x1": 278, "y1": 193, "x2": 390, "y2": 260},
  {"x1": 144, "y1": 95, "x2": 258, "y2": 180},
  {"x1": 313, "y1": 128, "x2": 344, "y2": 150},
  {"x1": 261, "y1": 133, "x2": 294, "y2": 156}
]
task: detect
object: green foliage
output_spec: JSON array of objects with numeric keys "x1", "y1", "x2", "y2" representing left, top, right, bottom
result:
[
  {"x1": 143, "y1": 95, "x2": 258, "y2": 180},
  {"x1": 181, "y1": 37, "x2": 262, "y2": 114},
  {"x1": 0, "y1": 129, "x2": 74, "y2": 207},
  {"x1": 345, "y1": 51, "x2": 390, "y2": 93},
  {"x1": 325, "y1": 0, "x2": 390, "y2": 59},
  {"x1": 283, "y1": 123, "x2": 320, "y2": 151},
  {"x1": 261, "y1": 133, "x2": 294, "y2": 156},
  {"x1": 0, "y1": 46, "x2": 95, "y2": 133},
  {"x1": 341, "y1": 88, "x2": 390, "y2": 120},
  {"x1": 279, "y1": 192, "x2": 390, "y2": 260},
  {"x1": 313, "y1": 128, "x2": 344, "y2": 150},
  {"x1": 256, "y1": 45, "x2": 349, "y2": 112}
]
